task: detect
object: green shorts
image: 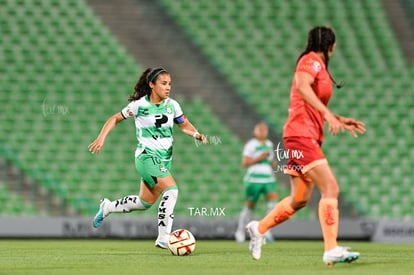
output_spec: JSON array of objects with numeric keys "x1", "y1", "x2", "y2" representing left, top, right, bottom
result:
[
  {"x1": 244, "y1": 181, "x2": 277, "y2": 203},
  {"x1": 135, "y1": 152, "x2": 171, "y2": 188}
]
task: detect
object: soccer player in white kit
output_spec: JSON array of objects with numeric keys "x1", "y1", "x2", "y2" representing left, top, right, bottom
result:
[{"x1": 89, "y1": 68, "x2": 208, "y2": 248}]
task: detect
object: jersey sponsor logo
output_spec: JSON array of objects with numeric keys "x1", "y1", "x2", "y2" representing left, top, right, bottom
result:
[
  {"x1": 138, "y1": 108, "x2": 149, "y2": 116},
  {"x1": 154, "y1": 114, "x2": 168, "y2": 128}
]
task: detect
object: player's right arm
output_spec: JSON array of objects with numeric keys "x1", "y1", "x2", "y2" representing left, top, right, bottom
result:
[
  {"x1": 295, "y1": 71, "x2": 344, "y2": 135},
  {"x1": 88, "y1": 112, "x2": 125, "y2": 154}
]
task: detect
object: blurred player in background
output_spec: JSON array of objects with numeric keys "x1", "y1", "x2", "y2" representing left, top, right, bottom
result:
[
  {"x1": 246, "y1": 26, "x2": 365, "y2": 266},
  {"x1": 89, "y1": 67, "x2": 207, "y2": 249},
  {"x1": 234, "y1": 122, "x2": 278, "y2": 243}
]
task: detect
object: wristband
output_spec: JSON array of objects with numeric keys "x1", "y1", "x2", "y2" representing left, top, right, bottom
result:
[{"x1": 192, "y1": 131, "x2": 200, "y2": 138}]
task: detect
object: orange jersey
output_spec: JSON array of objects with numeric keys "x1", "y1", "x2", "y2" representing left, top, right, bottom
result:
[{"x1": 283, "y1": 51, "x2": 333, "y2": 142}]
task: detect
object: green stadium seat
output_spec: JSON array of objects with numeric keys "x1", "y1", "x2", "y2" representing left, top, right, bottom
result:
[
  {"x1": 158, "y1": 0, "x2": 414, "y2": 219},
  {"x1": 1, "y1": 0, "x2": 413, "y2": 220}
]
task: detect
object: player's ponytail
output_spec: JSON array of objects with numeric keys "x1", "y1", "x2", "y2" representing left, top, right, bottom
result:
[
  {"x1": 296, "y1": 26, "x2": 336, "y2": 68},
  {"x1": 296, "y1": 26, "x2": 343, "y2": 89},
  {"x1": 128, "y1": 68, "x2": 168, "y2": 102}
]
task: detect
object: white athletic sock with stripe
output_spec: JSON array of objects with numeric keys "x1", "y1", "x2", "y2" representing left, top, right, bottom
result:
[
  {"x1": 237, "y1": 206, "x2": 251, "y2": 233},
  {"x1": 107, "y1": 195, "x2": 151, "y2": 213},
  {"x1": 157, "y1": 187, "x2": 178, "y2": 242}
]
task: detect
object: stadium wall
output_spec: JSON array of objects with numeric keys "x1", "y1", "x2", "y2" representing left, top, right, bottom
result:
[{"x1": 2, "y1": 217, "x2": 411, "y2": 243}]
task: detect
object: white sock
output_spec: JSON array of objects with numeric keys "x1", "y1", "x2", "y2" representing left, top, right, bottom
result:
[
  {"x1": 107, "y1": 195, "x2": 151, "y2": 213},
  {"x1": 237, "y1": 206, "x2": 251, "y2": 233},
  {"x1": 157, "y1": 187, "x2": 178, "y2": 241},
  {"x1": 267, "y1": 200, "x2": 278, "y2": 213},
  {"x1": 264, "y1": 200, "x2": 278, "y2": 238}
]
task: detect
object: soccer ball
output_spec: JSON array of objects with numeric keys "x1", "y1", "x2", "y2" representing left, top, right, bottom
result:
[{"x1": 167, "y1": 229, "x2": 196, "y2": 256}]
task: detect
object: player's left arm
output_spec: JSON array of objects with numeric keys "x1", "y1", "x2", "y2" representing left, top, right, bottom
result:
[{"x1": 175, "y1": 115, "x2": 208, "y2": 144}]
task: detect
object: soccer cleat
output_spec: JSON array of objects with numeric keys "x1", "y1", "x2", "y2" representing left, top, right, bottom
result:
[
  {"x1": 264, "y1": 230, "x2": 275, "y2": 243},
  {"x1": 93, "y1": 198, "x2": 110, "y2": 228},
  {"x1": 323, "y1": 246, "x2": 360, "y2": 266},
  {"x1": 246, "y1": 221, "x2": 265, "y2": 260},
  {"x1": 155, "y1": 240, "x2": 168, "y2": 249},
  {"x1": 155, "y1": 235, "x2": 169, "y2": 249},
  {"x1": 234, "y1": 230, "x2": 246, "y2": 243},
  {"x1": 155, "y1": 241, "x2": 168, "y2": 249}
]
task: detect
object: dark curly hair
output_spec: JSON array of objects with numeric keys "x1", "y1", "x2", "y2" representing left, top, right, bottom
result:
[
  {"x1": 297, "y1": 26, "x2": 336, "y2": 68},
  {"x1": 128, "y1": 67, "x2": 169, "y2": 102}
]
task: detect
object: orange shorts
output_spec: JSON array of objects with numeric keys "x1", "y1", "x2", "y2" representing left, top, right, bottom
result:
[{"x1": 283, "y1": 137, "x2": 328, "y2": 179}]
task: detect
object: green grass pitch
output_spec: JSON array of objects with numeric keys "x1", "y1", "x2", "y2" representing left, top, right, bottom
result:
[{"x1": 1, "y1": 240, "x2": 414, "y2": 275}]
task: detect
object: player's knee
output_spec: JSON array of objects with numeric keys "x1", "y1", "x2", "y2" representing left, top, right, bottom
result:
[
  {"x1": 162, "y1": 186, "x2": 178, "y2": 201},
  {"x1": 266, "y1": 192, "x2": 278, "y2": 201},
  {"x1": 323, "y1": 180, "x2": 340, "y2": 198},
  {"x1": 291, "y1": 198, "x2": 309, "y2": 210},
  {"x1": 140, "y1": 198, "x2": 153, "y2": 209},
  {"x1": 246, "y1": 202, "x2": 256, "y2": 209},
  {"x1": 142, "y1": 196, "x2": 157, "y2": 205}
]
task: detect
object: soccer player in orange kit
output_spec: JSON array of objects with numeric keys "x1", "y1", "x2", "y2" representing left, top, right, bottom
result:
[{"x1": 246, "y1": 26, "x2": 366, "y2": 266}]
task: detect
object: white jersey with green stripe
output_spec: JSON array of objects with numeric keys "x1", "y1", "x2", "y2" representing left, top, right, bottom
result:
[
  {"x1": 243, "y1": 138, "x2": 276, "y2": 184},
  {"x1": 121, "y1": 95, "x2": 183, "y2": 161}
]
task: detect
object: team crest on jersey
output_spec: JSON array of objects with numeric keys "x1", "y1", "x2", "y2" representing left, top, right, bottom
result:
[
  {"x1": 160, "y1": 165, "x2": 167, "y2": 173},
  {"x1": 312, "y1": 61, "x2": 321, "y2": 73},
  {"x1": 166, "y1": 105, "x2": 172, "y2": 114}
]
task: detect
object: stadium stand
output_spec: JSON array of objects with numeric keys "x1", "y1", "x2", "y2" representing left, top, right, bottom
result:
[
  {"x1": 1, "y1": 0, "x2": 413, "y2": 221},
  {"x1": 0, "y1": 181, "x2": 39, "y2": 216},
  {"x1": 402, "y1": 0, "x2": 414, "y2": 29},
  {"x1": 1, "y1": 0, "x2": 286, "y2": 218},
  {"x1": 158, "y1": 0, "x2": 414, "y2": 219}
]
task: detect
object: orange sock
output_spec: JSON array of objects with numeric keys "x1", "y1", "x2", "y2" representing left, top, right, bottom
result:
[
  {"x1": 318, "y1": 198, "x2": 339, "y2": 251},
  {"x1": 258, "y1": 197, "x2": 295, "y2": 235}
]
